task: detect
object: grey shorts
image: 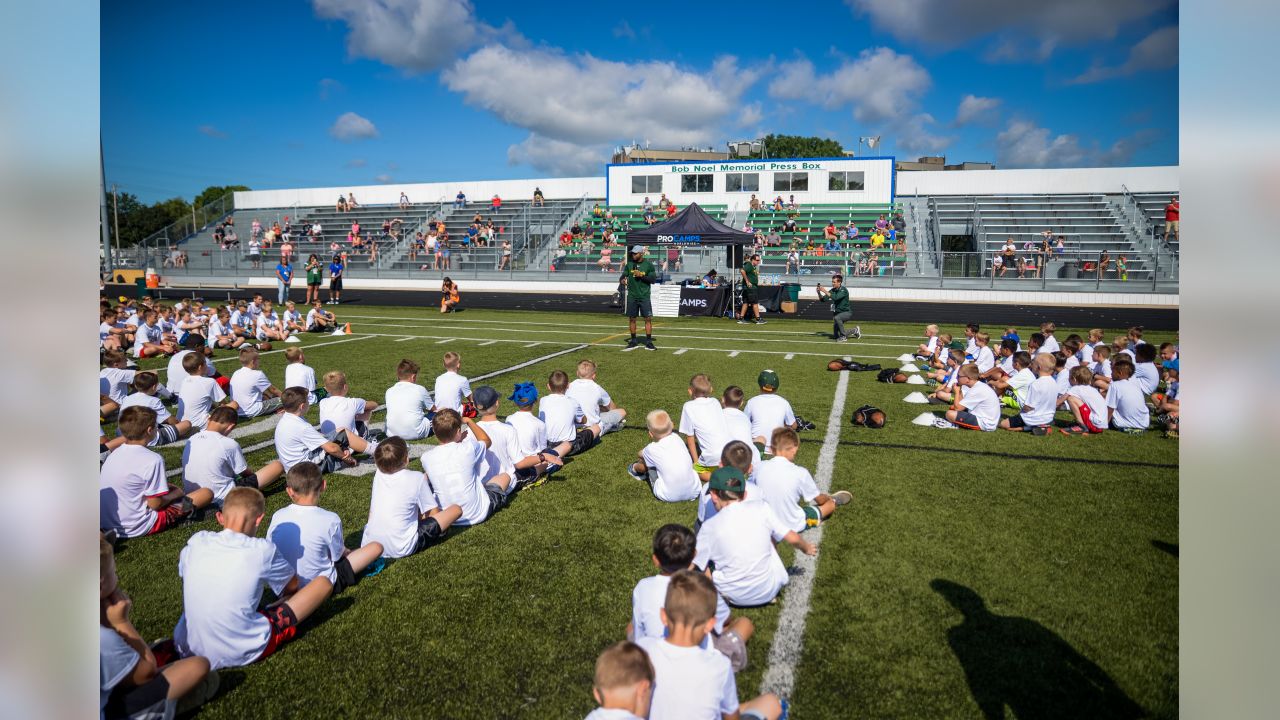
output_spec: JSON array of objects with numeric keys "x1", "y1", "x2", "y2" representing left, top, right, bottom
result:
[
  {"x1": 713, "y1": 629, "x2": 748, "y2": 672},
  {"x1": 239, "y1": 397, "x2": 283, "y2": 418},
  {"x1": 626, "y1": 297, "x2": 652, "y2": 318},
  {"x1": 311, "y1": 429, "x2": 350, "y2": 473},
  {"x1": 154, "y1": 423, "x2": 180, "y2": 446}
]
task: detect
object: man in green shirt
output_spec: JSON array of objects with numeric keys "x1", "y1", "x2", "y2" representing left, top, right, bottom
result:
[
  {"x1": 815, "y1": 273, "x2": 860, "y2": 342},
  {"x1": 621, "y1": 245, "x2": 657, "y2": 350},
  {"x1": 737, "y1": 253, "x2": 765, "y2": 325}
]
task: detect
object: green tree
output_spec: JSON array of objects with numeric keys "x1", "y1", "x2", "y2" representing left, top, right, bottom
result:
[
  {"x1": 757, "y1": 134, "x2": 845, "y2": 159},
  {"x1": 194, "y1": 184, "x2": 250, "y2": 209}
]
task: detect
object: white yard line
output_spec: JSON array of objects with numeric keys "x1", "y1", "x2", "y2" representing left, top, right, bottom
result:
[
  {"x1": 435, "y1": 338, "x2": 454, "y2": 344},
  {"x1": 395, "y1": 336, "x2": 417, "y2": 342},
  {"x1": 525, "y1": 342, "x2": 542, "y2": 348},
  {"x1": 158, "y1": 335, "x2": 372, "y2": 376},
  {"x1": 478, "y1": 340, "x2": 498, "y2": 346},
  {"x1": 673, "y1": 348, "x2": 688, "y2": 355},
  {"x1": 759, "y1": 361, "x2": 851, "y2": 700},
  {"x1": 621, "y1": 345, "x2": 640, "y2": 352}
]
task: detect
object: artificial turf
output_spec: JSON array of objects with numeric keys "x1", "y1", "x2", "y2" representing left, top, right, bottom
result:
[{"x1": 110, "y1": 306, "x2": 1178, "y2": 718}]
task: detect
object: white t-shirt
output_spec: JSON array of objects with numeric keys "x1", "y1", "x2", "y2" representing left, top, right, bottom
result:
[
  {"x1": 385, "y1": 381, "x2": 433, "y2": 439},
  {"x1": 181, "y1": 429, "x2": 248, "y2": 503},
  {"x1": 958, "y1": 382, "x2": 1000, "y2": 431},
  {"x1": 274, "y1": 412, "x2": 330, "y2": 471},
  {"x1": 1078, "y1": 343, "x2": 1096, "y2": 362},
  {"x1": 230, "y1": 367, "x2": 273, "y2": 417},
  {"x1": 694, "y1": 500, "x2": 791, "y2": 606},
  {"x1": 1092, "y1": 359, "x2": 1112, "y2": 378},
  {"x1": 119, "y1": 392, "x2": 170, "y2": 447},
  {"x1": 319, "y1": 395, "x2": 366, "y2": 435},
  {"x1": 679, "y1": 397, "x2": 731, "y2": 466},
  {"x1": 721, "y1": 408, "x2": 761, "y2": 467},
  {"x1": 965, "y1": 336, "x2": 977, "y2": 355},
  {"x1": 282, "y1": 309, "x2": 302, "y2": 327},
  {"x1": 641, "y1": 434, "x2": 701, "y2": 502},
  {"x1": 1007, "y1": 367, "x2": 1036, "y2": 406},
  {"x1": 267, "y1": 503, "x2": 344, "y2": 586},
  {"x1": 1063, "y1": 354, "x2": 1081, "y2": 374},
  {"x1": 99, "y1": 444, "x2": 166, "y2": 538},
  {"x1": 744, "y1": 393, "x2": 795, "y2": 452},
  {"x1": 566, "y1": 378, "x2": 612, "y2": 425},
  {"x1": 923, "y1": 335, "x2": 939, "y2": 354},
  {"x1": 635, "y1": 637, "x2": 738, "y2": 720},
  {"x1": 539, "y1": 394, "x2": 584, "y2": 444},
  {"x1": 1106, "y1": 378, "x2": 1150, "y2": 429},
  {"x1": 305, "y1": 308, "x2": 323, "y2": 329},
  {"x1": 420, "y1": 438, "x2": 491, "y2": 525},
  {"x1": 99, "y1": 322, "x2": 116, "y2": 346},
  {"x1": 132, "y1": 322, "x2": 162, "y2": 357},
  {"x1": 177, "y1": 375, "x2": 226, "y2": 430},
  {"x1": 754, "y1": 456, "x2": 821, "y2": 533},
  {"x1": 284, "y1": 363, "x2": 318, "y2": 404},
  {"x1": 1066, "y1": 385, "x2": 1108, "y2": 428},
  {"x1": 973, "y1": 346, "x2": 996, "y2": 374},
  {"x1": 631, "y1": 574, "x2": 730, "y2": 641},
  {"x1": 255, "y1": 312, "x2": 279, "y2": 340},
  {"x1": 584, "y1": 708, "x2": 644, "y2": 720},
  {"x1": 507, "y1": 411, "x2": 547, "y2": 456},
  {"x1": 99, "y1": 368, "x2": 136, "y2": 404},
  {"x1": 173, "y1": 529, "x2": 296, "y2": 669},
  {"x1": 997, "y1": 354, "x2": 1015, "y2": 375},
  {"x1": 100, "y1": 626, "x2": 140, "y2": 714},
  {"x1": 166, "y1": 350, "x2": 214, "y2": 395},
  {"x1": 432, "y1": 371, "x2": 472, "y2": 412},
  {"x1": 478, "y1": 419, "x2": 522, "y2": 478},
  {"x1": 1041, "y1": 336, "x2": 1061, "y2": 354},
  {"x1": 1021, "y1": 375, "x2": 1060, "y2": 426},
  {"x1": 1133, "y1": 362, "x2": 1160, "y2": 395},
  {"x1": 363, "y1": 468, "x2": 438, "y2": 558}
]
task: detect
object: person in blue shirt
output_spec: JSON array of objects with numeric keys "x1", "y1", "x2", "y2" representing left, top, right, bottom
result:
[
  {"x1": 454, "y1": 190, "x2": 466, "y2": 209},
  {"x1": 825, "y1": 238, "x2": 841, "y2": 254},
  {"x1": 328, "y1": 255, "x2": 344, "y2": 305},
  {"x1": 275, "y1": 259, "x2": 293, "y2": 304}
]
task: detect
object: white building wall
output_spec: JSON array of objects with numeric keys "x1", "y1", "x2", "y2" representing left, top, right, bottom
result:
[
  {"x1": 234, "y1": 176, "x2": 605, "y2": 210},
  {"x1": 606, "y1": 158, "x2": 895, "y2": 208},
  {"x1": 895, "y1": 165, "x2": 1178, "y2": 196}
]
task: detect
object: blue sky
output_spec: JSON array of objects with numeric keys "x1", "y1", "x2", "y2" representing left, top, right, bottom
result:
[{"x1": 102, "y1": 0, "x2": 1179, "y2": 203}]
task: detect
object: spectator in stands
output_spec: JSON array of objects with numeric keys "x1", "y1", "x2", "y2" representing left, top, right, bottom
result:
[
  {"x1": 764, "y1": 228, "x2": 781, "y2": 247},
  {"x1": 992, "y1": 253, "x2": 1005, "y2": 278},
  {"x1": 750, "y1": 194, "x2": 761, "y2": 210},
  {"x1": 491, "y1": 195, "x2": 502, "y2": 211},
  {"x1": 875, "y1": 214, "x2": 888, "y2": 231},
  {"x1": 782, "y1": 217, "x2": 797, "y2": 233},
  {"x1": 336, "y1": 195, "x2": 347, "y2": 212},
  {"x1": 893, "y1": 236, "x2": 906, "y2": 254},
  {"x1": 642, "y1": 196, "x2": 653, "y2": 212},
  {"x1": 247, "y1": 237, "x2": 262, "y2": 269},
  {"x1": 666, "y1": 203, "x2": 677, "y2": 218},
  {"x1": 772, "y1": 196, "x2": 784, "y2": 212},
  {"x1": 455, "y1": 190, "x2": 466, "y2": 208},
  {"x1": 663, "y1": 246, "x2": 682, "y2": 273},
  {"x1": 533, "y1": 187, "x2": 544, "y2": 206},
  {"x1": 399, "y1": 191, "x2": 410, "y2": 210},
  {"x1": 224, "y1": 226, "x2": 239, "y2": 248},
  {"x1": 598, "y1": 243, "x2": 614, "y2": 272},
  {"x1": 1001, "y1": 238, "x2": 1017, "y2": 272},
  {"x1": 591, "y1": 203, "x2": 604, "y2": 218},
  {"x1": 165, "y1": 246, "x2": 182, "y2": 268},
  {"x1": 252, "y1": 218, "x2": 262, "y2": 239},
  {"x1": 499, "y1": 239, "x2": 512, "y2": 271},
  {"x1": 658, "y1": 194, "x2": 670, "y2": 209},
  {"x1": 347, "y1": 193, "x2": 359, "y2": 209},
  {"x1": 1164, "y1": 196, "x2": 1179, "y2": 245},
  {"x1": 787, "y1": 194, "x2": 799, "y2": 210},
  {"x1": 440, "y1": 238, "x2": 452, "y2": 269},
  {"x1": 602, "y1": 227, "x2": 616, "y2": 245},
  {"x1": 559, "y1": 231, "x2": 572, "y2": 247},
  {"x1": 552, "y1": 246, "x2": 568, "y2": 271},
  {"x1": 785, "y1": 248, "x2": 800, "y2": 275},
  {"x1": 310, "y1": 221, "x2": 322, "y2": 240},
  {"x1": 823, "y1": 222, "x2": 838, "y2": 243},
  {"x1": 280, "y1": 239, "x2": 293, "y2": 266},
  {"x1": 1054, "y1": 236, "x2": 1066, "y2": 255},
  {"x1": 893, "y1": 213, "x2": 906, "y2": 233},
  {"x1": 571, "y1": 221, "x2": 583, "y2": 240},
  {"x1": 824, "y1": 237, "x2": 840, "y2": 255},
  {"x1": 643, "y1": 205, "x2": 655, "y2": 223}
]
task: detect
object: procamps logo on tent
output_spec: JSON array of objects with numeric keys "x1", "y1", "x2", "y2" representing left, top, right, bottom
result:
[{"x1": 658, "y1": 234, "x2": 702, "y2": 244}]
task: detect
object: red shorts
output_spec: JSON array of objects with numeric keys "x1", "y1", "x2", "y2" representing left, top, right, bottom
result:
[
  {"x1": 258, "y1": 603, "x2": 300, "y2": 661},
  {"x1": 1079, "y1": 404, "x2": 1105, "y2": 433},
  {"x1": 146, "y1": 501, "x2": 186, "y2": 535}
]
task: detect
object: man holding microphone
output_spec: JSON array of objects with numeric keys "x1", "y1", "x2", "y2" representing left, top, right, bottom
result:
[
  {"x1": 621, "y1": 245, "x2": 657, "y2": 350},
  {"x1": 816, "y1": 274, "x2": 860, "y2": 342}
]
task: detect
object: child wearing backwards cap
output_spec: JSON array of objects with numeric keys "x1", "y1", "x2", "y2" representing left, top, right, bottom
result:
[
  {"x1": 473, "y1": 385, "x2": 563, "y2": 490},
  {"x1": 744, "y1": 370, "x2": 797, "y2": 455},
  {"x1": 505, "y1": 382, "x2": 572, "y2": 478}
]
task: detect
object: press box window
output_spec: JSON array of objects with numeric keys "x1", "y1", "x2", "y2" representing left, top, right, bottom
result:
[
  {"x1": 680, "y1": 174, "x2": 714, "y2": 193},
  {"x1": 773, "y1": 172, "x2": 808, "y2": 192},
  {"x1": 726, "y1": 173, "x2": 759, "y2": 192},
  {"x1": 828, "y1": 171, "x2": 865, "y2": 191},
  {"x1": 631, "y1": 175, "x2": 662, "y2": 194}
]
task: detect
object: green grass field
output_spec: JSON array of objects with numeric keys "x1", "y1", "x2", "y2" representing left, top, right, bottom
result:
[{"x1": 111, "y1": 306, "x2": 1178, "y2": 718}]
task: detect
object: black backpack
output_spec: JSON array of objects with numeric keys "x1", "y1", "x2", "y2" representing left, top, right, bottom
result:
[{"x1": 877, "y1": 368, "x2": 899, "y2": 383}]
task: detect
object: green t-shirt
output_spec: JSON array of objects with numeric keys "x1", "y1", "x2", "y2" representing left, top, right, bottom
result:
[
  {"x1": 827, "y1": 286, "x2": 850, "y2": 314},
  {"x1": 623, "y1": 260, "x2": 656, "y2": 300},
  {"x1": 306, "y1": 264, "x2": 322, "y2": 284},
  {"x1": 742, "y1": 262, "x2": 759, "y2": 287}
]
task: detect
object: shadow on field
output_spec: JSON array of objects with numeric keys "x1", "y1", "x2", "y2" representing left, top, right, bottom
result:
[
  {"x1": 841, "y1": 440, "x2": 1178, "y2": 470},
  {"x1": 931, "y1": 579, "x2": 1145, "y2": 720},
  {"x1": 1151, "y1": 539, "x2": 1178, "y2": 558}
]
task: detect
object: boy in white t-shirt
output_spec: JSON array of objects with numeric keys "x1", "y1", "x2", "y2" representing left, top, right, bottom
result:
[
  {"x1": 431, "y1": 351, "x2": 472, "y2": 413},
  {"x1": 177, "y1": 352, "x2": 236, "y2": 430},
  {"x1": 755, "y1": 428, "x2": 851, "y2": 532},
  {"x1": 628, "y1": 410, "x2": 700, "y2": 502},
  {"x1": 963, "y1": 323, "x2": 980, "y2": 357},
  {"x1": 720, "y1": 386, "x2": 762, "y2": 467},
  {"x1": 182, "y1": 406, "x2": 286, "y2": 505},
  {"x1": 284, "y1": 348, "x2": 328, "y2": 405},
  {"x1": 267, "y1": 461, "x2": 384, "y2": 591},
  {"x1": 230, "y1": 347, "x2": 282, "y2": 418},
  {"x1": 627, "y1": 524, "x2": 754, "y2": 672},
  {"x1": 385, "y1": 359, "x2": 434, "y2": 440},
  {"x1": 133, "y1": 310, "x2": 177, "y2": 359},
  {"x1": 1132, "y1": 343, "x2": 1161, "y2": 395},
  {"x1": 362, "y1": 437, "x2": 463, "y2": 559},
  {"x1": 100, "y1": 371, "x2": 191, "y2": 453},
  {"x1": 172, "y1": 487, "x2": 334, "y2": 670},
  {"x1": 421, "y1": 409, "x2": 514, "y2": 526},
  {"x1": 1081, "y1": 328, "x2": 1105, "y2": 362},
  {"x1": 679, "y1": 374, "x2": 731, "y2": 480},
  {"x1": 586, "y1": 641, "x2": 654, "y2": 720},
  {"x1": 274, "y1": 387, "x2": 359, "y2": 473},
  {"x1": 505, "y1": 382, "x2": 573, "y2": 467},
  {"x1": 317, "y1": 371, "x2": 380, "y2": 456},
  {"x1": 473, "y1": 385, "x2": 562, "y2": 489},
  {"x1": 988, "y1": 351, "x2": 1033, "y2": 409},
  {"x1": 999, "y1": 354, "x2": 1058, "y2": 435},
  {"x1": 100, "y1": 406, "x2": 209, "y2": 538},
  {"x1": 696, "y1": 441, "x2": 760, "y2": 529},
  {"x1": 281, "y1": 301, "x2": 305, "y2": 334},
  {"x1": 695, "y1": 467, "x2": 815, "y2": 607},
  {"x1": 636, "y1": 570, "x2": 786, "y2": 720},
  {"x1": 914, "y1": 323, "x2": 939, "y2": 359},
  {"x1": 99, "y1": 350, "x2": 137, "y2": 406},
  {"x1": 944, "y1": 365, "x2": 1000, "y2": 431},
  {"x1": 541, "y1": 369, "x2": 600, "y2": 457},
  {"x1": 1060, "y1": 366, "x2": 1108, "y2": 434},
  {"x1": 971, "y1": 332, "x2": 996, "y2": 375},
  {"x1": 1106, "y1": 358, "x2": 1150, "y2": 432},
  {"x1": 254, "y1": 300, "x2": 290, "y2": 343},
  {"x1": 928, "y1": 349, "x2": 966, "y2": 405},
  {"x1": 207, "y1": 308, "x2": 245, "y2": 350},
  {"x1": 567, "y1": 359, "x2": 627, "y2": 435},
  {"x1": 744, "y1": 370, "x2": 797, "y2": 455},
  {"x1": 305, "y1": 300, "x2": 336, "y2": 332},
  {"x1": 981, "y1": 338, "x2": 1019, "y2": 382},
  {"x1": 1039, "y1": 322, "x2": 1060, "y2": 354},
  {"x1": 166, "y1": 338, "x2": 216, "y2": 397},
  {"x1": 1090, "y1": 345, "x2": 1114, "y2": 390}
]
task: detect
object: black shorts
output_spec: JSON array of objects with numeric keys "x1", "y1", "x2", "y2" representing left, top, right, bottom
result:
[
  {"x1": 483, "y1": 482, "x2": 508, "y2": 518},
  {"x1": 103, "y1": 672, "x2": 170, "y2": 720},
  {"x1": 330, "y1": 278, "x2": 343, "y2": 291},
  {"x1": 307, "y1": 281, "x2": 320, "y2": 289},
  {"x1": 154, "y1": 423, "x2": 180, "y2": 446},
  {"x1": 332, "y1": 555, "x2": 357, "y2": 593},
  {"x1": 412, "y1": 516, "x2": 446, "y2": 553},
  {"x1": 564, "y1": 427, "x2": 597, "y2": 456},
  {"x1": 742, "y1": 289, "x2": 758, "y2": 304},
  {"x1": 952, "y1": 410, "x2": 983, "y2": 430},
  {"x1": 626, "y1": 297, "x2": 652, "y2": 318},
  {"x1": 1006, "y1": 415, "x2": 1047, "y2": 430}
]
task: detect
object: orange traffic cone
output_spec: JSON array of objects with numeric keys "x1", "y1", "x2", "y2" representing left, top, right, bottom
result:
[{"x1": 343, "y1": 323, "x2": 351, "y2": 334}]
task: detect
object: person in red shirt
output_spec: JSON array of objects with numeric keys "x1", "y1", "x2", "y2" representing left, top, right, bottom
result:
[
  {"x1": 665, "y1": 203, "x2": 677, "y2": 218},
  {"x1": 1164, "y1": 197, "x2": 1179, "y2": 244},
  {"x1": 491, "y1": 195, "x2": 502, "y2": 211}
]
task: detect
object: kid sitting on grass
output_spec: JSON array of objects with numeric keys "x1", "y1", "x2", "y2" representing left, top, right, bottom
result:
[
  {"x1": 100, "y1": 406, "x2": 209, "y2": 538},
  {"x1": 721, "y1": 386, "x2": 761, "y2": 466},
  {"x1": 943, "y1": 365, "x2": 1001, "y2": 432},
  {"x1": 105, "y1": 371, "x2": 192, "y2": 450},
  {"x1": 928, "y1": 349, "x2": 965, "y2": 404},
  {"x1": 697, "y1": 441, "x2": 760, "y2": 528},
  {"x1": 281, "y1": 301, "x2": 304, "y2": 334},
  {"x1": 755, "y1": 428, "x2": 852, "y2": 531},
  {"x1": 1040, "y1": 322, "x2": 1060, "y2": 354},
  {"x1": 1132, "y1": 343, "x2": 1161, "y2": 395},
  {"x1": 385, "y1": 359, "x2": 434, "y2": 440},
  {"x1": 230, "y1": 347, "x2": 283, "y2": 418},
  {"x1": 473, "y1": 385, "x2": 562, "y2": 489},
  {"x1": 1082, "y1": 328, "x2": 1105, "y2": 361},
  {"x1": 267, "y1": 461, "x2": 385, "y2": 591},
  {"x1": 362, "y1": 437, "x2": 463, "y2": 559},
  {"x1": 207, "y1": 308, "x2": 245, "y2": 350},
  {"x1": 988, "y1": 351, "x2": 1034, "y2": 409},
  {"x1": 628, "y1": 524, "x2": 754, "y2": 673},
  {"x1": 963, "y1": 323, "x2": 979, "y2": 356},
  {"x1": 254, "y1": 300, "x2": 290, "y2": 343},
  {"x1": 636, "y1": 570, "x2": 787, "y2": 720},
  {"x1": 1106, "y1": 358, "x2": 1150, "y2": 432},
  {"x1": 318, "y1": 371, "x2": 381, "y2": 455},
  {"x1": 1060, "y1": 366, "x2": 1108, "y2": 435},
  {"x1": 981, "y1": 338, "x2": 1019, "y2": 381},
  {"x1": 178, "y1": 351, "x2": 236, "y2": 430},
  {"x1": 695, "y1": 467, "x2": 815, "y2": 607},
  {"x1": 680, "y1": 374, "x2": 731, "y2": 480},
  {"x1": 745, "y1": 370, "x2": 797, "y2": 455},
  {"x1": 1026, "y1": 332, "x2": 1045, "y2": 358},
  {"x1": 284, "y1": 348, "x2": 327, "y2": 404},
  {"x1": 587, "y1": 641, "x2": 654, "y2": 720},
  {"x1": 171, "y1": 487, "x2": 334, "y2": 669},
  {"x1": 971, "y1": 331, "x2": 996, "y2": 374},
  {"x1": 100, "y1": 536, "x2": 216, "y2": 719},
  {"x1": 567, "y1": 359, "x2": 627, "y2": 436},
  {"x1": 998, "y1": 354, "x2": 1058, "y2": 435},
  {"x1": 305, "y1": 300, "x2": 336, "y2": 332},
  {"x1": 432, "y1": 351, "x2": 472, "y2": 413},
  {"x1": 182, "y1": 406, "x2": 286, "y2": 505},
  {"x1": 1090, "y1": 344, "x2": 1113, "y2": 388},
  {"x1": 541, "y1": 370, "x2": 600, "y2": 457},
  {"x1": 628, "y1": 410, "x2": 701, "y2": 502},
  {"x1": 421, "y1": 409, "x2": 515, "y2": 526},
  {"x1": 915, "y1": 324, "x2": 940, "y2": 359},
  {"x1": 274, "y1": 387, "x2": 358, "y2": 472},
  {"x1": 1001, "y1": 326, "x2": 1021, "y2": 349},
  {"x1": 100, "y1": 350, "x2": 137, "y2": 406},
  {"x1": 132, "y1": 310, "x2": 178, "y2": 359}
]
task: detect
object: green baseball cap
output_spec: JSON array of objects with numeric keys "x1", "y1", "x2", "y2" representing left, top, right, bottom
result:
[
  {"x1": 757, "y1": 369, "x2": 780, "y2": 390},
  {"x1": 709, "y1": 466, "x2": 746, "y2": 493}
]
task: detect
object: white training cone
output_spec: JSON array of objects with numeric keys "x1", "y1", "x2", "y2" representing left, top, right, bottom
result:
[
  {"x1": 906, "y1": 374, "x2": 926, "y2": 385},
  {"x1": 284, "y1": 335, "x2": 301, "y2": 343},
  {"x1": 331, "y1": 327, "x2": 345, "y2": 336},
  {"x1": 904, "y1": 392, "x2": 929, "y2": 404},
  {"x1": 912, "y1": 411, "x2": 938, "y2": 426},
  {"x1": 900, "y1": 363, "x2": 921, "y2": 373},
  {"x1": 898, "y1": 353, "x2": 914, "y2": 362}
]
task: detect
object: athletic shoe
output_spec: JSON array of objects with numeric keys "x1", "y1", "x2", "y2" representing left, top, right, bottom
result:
[
  {"x1": 1061, "y1": 424, "x2": 1088, "y2": 436},
  {"x1": 836, "y1": 336, "x2": 848, "y2": 342},
  {"x1": 737, "y1": 319, "x2": 750, "y2": 324},
  {"x1": 779, "y1": 698, "x2": 790, "y2": 720},
  {"x1": 625, "y1": 337, "x2": 637, "y2": 348},
  {"x1": 363, "y1": 557, "x2": 387, "y2": 578},
  {"x1": 932, "y1": 418, "x2": 958, "y2": 429},
  {"x1": 851, "y1": 325, "x2": 862, "y2": 339},
  {"x1": 626, "y1": 462, "x2": 647, "y2": 482},
  {"x1": 831, "y1": 490, "x2": 853, "y2": 506},
  {"x1": 1029, "y1": 426, "x2": 1054, "y2": 436},
  {"x1": 643, "y1": 341, "x2": 656, "y2": 351},
  {"x1": 794, "y1": 415, "x2": 816, "y2": 431},
  {"x1": 1000, "y1": 395, "x2": 1021, "y2": 410},
  {"x1": 754, "y1": 319, "x2": 767, "y2": 324},
  {"x1": 175, "y1": 670, "x2": 220, "y2": 717}
]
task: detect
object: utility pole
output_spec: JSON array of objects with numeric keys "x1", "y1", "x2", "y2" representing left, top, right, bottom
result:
[
  {"x1": 112, "y1": 184, "x2": 121, "y2": 260},
  {"x1": 100, "y1": 139, "x2": 112, "y2": 271}
]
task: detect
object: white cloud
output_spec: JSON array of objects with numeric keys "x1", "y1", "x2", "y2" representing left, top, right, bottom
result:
[
  {"x1": 313, "y1": 0, "x2": 486, "y2": 73},
  {"x1": 768, "y1": 48, "x2": 930, "y2": 123},
  {"x1": 954, "y1": 95, "x2": 1002, "y2": 126},
  {"x1": 1070, "y1": 26, "x2": 1178, "y2": 84},
  {"x1": 197, "y1": 125, "x2": 226, "y2": 139},
  {"x1": 329, "y1": 112, "x2": 378, "y2": 141},
  {"x1": 737, "y1": 103, "x2": 763, "y2": 128},
  {"x1": 995, "y1": 119, "x2": 1159, "y2": 168},
  {"x1": 847, "y1": 0, "x2": 1174, "y2": 59},
  {"x1": 895, "y1": 113, "x2": 952, "y2": 155},
  {"x1": 507, "y1": 135, "x2": 608, "y2": 176},
  {"x1": 374, "y1": 174, "x2": 394, "y2": 184},
  {"x1": 443, "y1": 45, "x2": 759, "y2": 175}
]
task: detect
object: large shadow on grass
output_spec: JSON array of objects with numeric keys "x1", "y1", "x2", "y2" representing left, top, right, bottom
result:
[{"x1": 931, "y1": 579, "x2": 1144, "y2": 720}]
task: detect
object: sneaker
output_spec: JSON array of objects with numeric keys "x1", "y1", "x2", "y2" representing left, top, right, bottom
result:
[
  {"x1": 737, "y1": 319, "x2": 750, "y2": 324},
  {"x1": 754, "y1": 319, "x2": 767, "y2": 324},
  {"x1": 625, "y1": 336, "x2": 638, "y2": 347},
  {"x1": 925, "y1": 379, "x2": 939, "y2": 387},
  {"x1": 363, "y1": 557, "x2": 387, "y2": 578},
  {"x1": 780, "y1": 698, "x2": 790, "y2": 720},
  {"x1": 175, "y1": 670, "x2": 220, "y2": 716},
  {"x1": 1030, "y1": 425, "x2": 1054, "y2": 436},
  {"x1": 626, "y1": 462, "x2": 647, "y2": 482},
  {"x1": 831, "y1": 490, "x2": 853, "y2": 506},
  {"x1": 851, "y1": 325, "x2": 862, "y2": 339},
  {"x1": 643, "y1": 341, "x2": 656, "y2": 351},
  {"x1": 1061, "y1": 424, "x2": 1088, "y2": 436},
  {"x1": 932, "y1": 418, "x2": 958, "y2": 429},
  {"x1": 835, "y1": 336, "x2": 848, "y2": 342}
]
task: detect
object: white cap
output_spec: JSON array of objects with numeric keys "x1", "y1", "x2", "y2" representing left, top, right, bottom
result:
[
  {"x1": 906, "y1": 374, "x2": 926, "y2": 385},
  {"x1": 903, "y1": 392, "x2": 929, "y2": 404},
  {"x1": 911, "y1": 412, "x2": 939, "y2": 426},
  {"x1": 900, "y1": 363, "x2": 921, "y2": 373}
]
